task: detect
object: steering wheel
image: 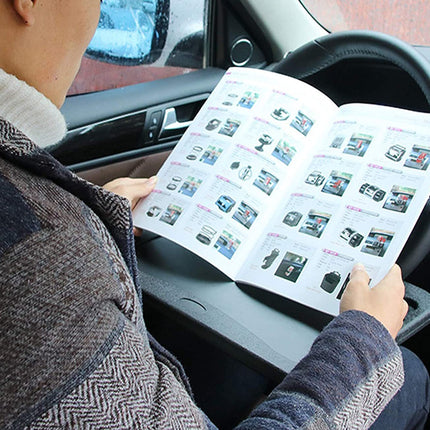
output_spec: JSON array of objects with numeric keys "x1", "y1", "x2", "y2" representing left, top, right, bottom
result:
[
  {"x1": 273, "y1": 30, "x2": 430, "y2": 106},
  {"x1": 273, "y1": 30, "x2": 430, "y2": 278}
]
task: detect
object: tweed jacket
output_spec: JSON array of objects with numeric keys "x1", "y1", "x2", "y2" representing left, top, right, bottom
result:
[{"x1": 0, "y1": 117, "x2": 404, "y2": 430}]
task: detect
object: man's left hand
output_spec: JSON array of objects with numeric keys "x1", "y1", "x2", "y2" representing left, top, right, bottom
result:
[{"x1": 103, "y1": 176, "x2": 157, "y2": 236}]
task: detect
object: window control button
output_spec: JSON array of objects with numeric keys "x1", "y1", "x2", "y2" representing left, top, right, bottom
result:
[
  {"x1": 144, "y1": 126, "x2": 158, "y2": 144},
  {"x1": 150, "y1": 110, "x2": 162, "y2": 127}
]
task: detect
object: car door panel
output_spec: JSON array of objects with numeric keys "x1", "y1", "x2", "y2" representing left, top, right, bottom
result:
[
  {"x1": 77, "y1": 151, "x2": 171, "y2": 186},
  {"x1": 56, "y1": 67, "x2": 225, "y2": 173}
]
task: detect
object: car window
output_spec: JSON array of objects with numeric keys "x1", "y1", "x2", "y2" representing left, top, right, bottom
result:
[
  {"x1": 299, "y1": 0, "x2": 430, "y2": 46},
  {"x1": 69, "y1": 0, "x2": 207, "y2": 95}
]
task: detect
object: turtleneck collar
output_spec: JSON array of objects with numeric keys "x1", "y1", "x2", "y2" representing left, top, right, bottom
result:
[{"x1": 0, "y1": 68, "x2": 67, "y2": 148}]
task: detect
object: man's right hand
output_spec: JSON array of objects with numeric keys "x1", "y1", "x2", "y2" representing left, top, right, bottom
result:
[{"x1": 340, "y1": 263, "x2": 409, "y2": 339}]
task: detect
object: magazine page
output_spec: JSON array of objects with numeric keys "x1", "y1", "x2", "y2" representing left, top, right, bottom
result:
[
  {"x1": 133, "y1": 67, "x2": 338, "y2": 279},
  {"x1": 236, "y1": 103, "x2": 430, "y2": 315}
]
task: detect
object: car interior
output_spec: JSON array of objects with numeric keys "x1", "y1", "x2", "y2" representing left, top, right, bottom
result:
[{"x1": 51, "y1": 0, "x2": 430, "y2": 427}]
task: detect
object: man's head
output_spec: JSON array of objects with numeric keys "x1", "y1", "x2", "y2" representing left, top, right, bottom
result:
[{"x1": 0, "y1": 0, "x2": 101, "y2": 107}]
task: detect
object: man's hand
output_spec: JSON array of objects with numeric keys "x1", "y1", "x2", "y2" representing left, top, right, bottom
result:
[
  {"x1": 103, "y1": 176, "x2": 157, "y2": 236},
  {"x1": 340, "y1": 263, "x2": 409, "y2": 339}
]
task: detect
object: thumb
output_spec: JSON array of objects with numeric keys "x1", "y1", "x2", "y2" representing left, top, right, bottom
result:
[
  {"x1": 103, "y1": 176, "x2": 158, "y2": 210},
  {"x1": 127, "y1": 176, "x2": 158, "y2": 209}
]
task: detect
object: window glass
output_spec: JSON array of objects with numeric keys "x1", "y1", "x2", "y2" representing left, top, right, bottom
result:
[
  {"x1": 300, "y1": 0, "x2": 430, "y2": 46},
  {"x1": 69, "y1": 0, "x2": 206, "y2": 95}
]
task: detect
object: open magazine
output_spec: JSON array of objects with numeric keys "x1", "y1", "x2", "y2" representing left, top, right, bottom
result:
[{"x1": 133, "y1": 67, "x2": 430, "y2": 315}]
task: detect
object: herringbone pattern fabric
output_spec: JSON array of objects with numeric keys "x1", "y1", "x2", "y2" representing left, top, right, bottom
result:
[
  {"x1": 85, "y1": 207, "x2": 140, "y2": 325},
  {"x1": 0, "y1": 118, "x2": 207, "y2": 429},
  {"x1": 26, "y1": 322, "x2": 207, "y2": 430},
  {"x1": 333, "y1": 353, "x2": 403, "y2": 429},
  {"x1": 0, "y1": 116, "x2": 36, "y2": 156}
]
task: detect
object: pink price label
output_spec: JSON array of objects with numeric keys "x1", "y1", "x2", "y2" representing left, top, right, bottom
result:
[
  {"x1": 388, "y1": 127, "x2": 403, "y2": 132},
  {"x1": 346, "y1": 205, "x2": 362, "y2": 212},
  {"x1": 323, "y1": 249, "x2": 339, "y2": 256},
  {"x1": 268, "y1": 233, "x2": 287, "y2": 239},
  {"x1": 268, "y1": 233, "x2": 279, "y2": 237},
  {"x1": 272, "y1": 89, "x2": 288, "y2": 96},
  {"x1": 197, "y1": 204, "x2": 211, "y2": 212},
  {"x1": 254, "y1": 116, "x2": 270, "y2": 125},
  {"x1": 368, "y1": 163, "x2": 383, "y2": 169},
  {"x1": 237, "y1": 144, "x2": 257, "y2": 154},
  {"x1": 216, "y1": 175, "x2": 230, "y2": 183}
]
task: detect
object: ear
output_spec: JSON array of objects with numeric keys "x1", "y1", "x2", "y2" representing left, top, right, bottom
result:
[{"x1": 12, "y1": 0, "x2": 36, "y2": 26}]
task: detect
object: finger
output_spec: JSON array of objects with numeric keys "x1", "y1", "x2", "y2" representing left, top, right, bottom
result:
[
  {"x1": 351, "y1": 262, "x2": 367, "y2": 275},
  {"x1": 380, "y1": 263, "x2": 402, "y2": 280},
  {"x1": 383, "y1": 264, "x2": 403, "y2": 285},
  {"x1": 126, "y1": 177, "x2": 158, "y2": 208},
  {"x1": 133, "y1": 226, "x2": 143, "y2": 237},
  {"x1": 127, "y1": 177, "x2": 157, "y2": 197},
  {"x1": 376, "y1": 264, "x2": 405, "y2": 295},
  {"x1": 348, "y1": 262, "x2": 370, "y2": 289},
  {"x1": 402, "y1": 299, "x2": 409, "y2": 320},
  {"x1": 103, "y1": 177, "x2": 157, "y2": 202},
  {"x1": 127, "y1": 177, "x2": 157, "y2": 188}
]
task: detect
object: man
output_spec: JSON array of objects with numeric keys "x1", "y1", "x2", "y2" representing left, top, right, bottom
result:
[{"x1": 0, "y1": 1, "x2": 428, "y2": 429}]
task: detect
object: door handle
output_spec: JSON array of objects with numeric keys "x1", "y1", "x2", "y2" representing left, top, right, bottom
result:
[{"x1": 159, "y1": 107, "x2": 193, "y2": 138}]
